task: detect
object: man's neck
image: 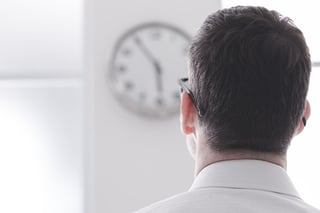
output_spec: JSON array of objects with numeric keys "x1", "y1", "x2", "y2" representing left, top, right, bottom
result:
[{"x1": 194, "y1": 149, "x2": 287, "y2": 177}]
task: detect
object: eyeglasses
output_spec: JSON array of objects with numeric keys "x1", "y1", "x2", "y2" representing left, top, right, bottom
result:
[{"x1": 178, "y1": 78, "x2": 204, "y2": 117}]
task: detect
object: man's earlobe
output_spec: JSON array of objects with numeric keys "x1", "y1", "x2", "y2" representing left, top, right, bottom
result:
[
  {"x1": 302, "y1": 100, "x2": 311, "y2": 127},
  {"x1": 296, "y1": 100, "x2": 311, "y2": 135},
  {"x1": 180, "y1": 92, "x2": 197, "y2": 135},
  {"x1": 302, "y1": 117, "x2": 306, "y2": 127}
]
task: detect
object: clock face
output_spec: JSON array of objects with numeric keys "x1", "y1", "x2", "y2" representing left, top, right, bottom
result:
[{"x1": 108, "y1": 22, "x2": 191, "y2": 118}]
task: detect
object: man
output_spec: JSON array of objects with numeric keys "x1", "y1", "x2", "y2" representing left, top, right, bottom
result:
[{"x1": 135, "y1": 6, "x2": 320, "y2": 213}]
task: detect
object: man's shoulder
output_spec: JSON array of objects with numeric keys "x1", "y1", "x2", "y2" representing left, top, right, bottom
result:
[
  {"x1": 133, "y1": 187, "x2": 250, "y2": 213},
  {"x1": 133, "y1": 187, "x2": 320, "y2": 213},
  {"x1": 133, "y1": 191, "x2": 198, "y2": 213}
]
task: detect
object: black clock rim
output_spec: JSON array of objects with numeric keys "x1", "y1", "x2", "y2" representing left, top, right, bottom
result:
[{"x1": 111, "y1": 22, "x2": 191, "y2": 56}]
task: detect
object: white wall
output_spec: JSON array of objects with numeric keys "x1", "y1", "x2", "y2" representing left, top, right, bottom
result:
[
  {"x1": 0, "y1": 0, "x2": 83, "y2": 77},
  {"x1": 84, "y1": 1, "x2": 221, "y2": 212}
]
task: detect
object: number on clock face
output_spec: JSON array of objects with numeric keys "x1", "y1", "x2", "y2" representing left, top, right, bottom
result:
[{"x1": 109, "y1": 23, "x2": 191, "y2": 118}]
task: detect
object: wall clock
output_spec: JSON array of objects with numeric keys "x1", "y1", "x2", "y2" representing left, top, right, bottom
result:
[{"x1": 108, "y1": 22, "x2": 191, "y2": 118}]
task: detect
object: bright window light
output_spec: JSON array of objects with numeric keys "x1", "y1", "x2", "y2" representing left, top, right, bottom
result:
[{"x1": 0, "y1": 80, "x2": 84, "y2": 213}]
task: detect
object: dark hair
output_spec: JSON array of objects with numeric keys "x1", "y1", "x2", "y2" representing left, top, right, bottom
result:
[{"x1": 189, "y1": 6, "x2": 311, "y2": 154}]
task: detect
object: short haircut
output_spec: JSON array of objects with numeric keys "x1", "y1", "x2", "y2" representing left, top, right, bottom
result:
[{"x1": 189, "y1": 6, "x2": 311, "y2": 154}]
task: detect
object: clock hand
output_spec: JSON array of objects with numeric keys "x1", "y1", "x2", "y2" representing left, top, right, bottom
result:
[
  {"x1": 134, "y1": 37, "x2": 156, "y2": 63},
  {"x1": 134, "y1": 37, "x2": 163, "y2": 93},
  {"x1": 154, "y1": 61, "x2": 163, "y2": 93}
]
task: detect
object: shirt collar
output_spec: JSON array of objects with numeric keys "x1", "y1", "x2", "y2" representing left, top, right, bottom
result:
[{"x1": 189, "y1": 159, "x2": 300, "y2": 199}]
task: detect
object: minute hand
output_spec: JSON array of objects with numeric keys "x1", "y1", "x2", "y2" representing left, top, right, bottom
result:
[{"x1": 134, "y1": 37, "x2": 163, "y2": 92}]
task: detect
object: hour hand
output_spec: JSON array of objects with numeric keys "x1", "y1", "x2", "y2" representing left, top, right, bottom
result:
[{"x1": 154, "y1": 62, "x2": 163, "y2": 92}]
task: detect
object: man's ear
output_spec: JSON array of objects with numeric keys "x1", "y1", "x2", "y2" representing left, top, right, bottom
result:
[
  {"x1": 180, "y1": 92, "x2": 197, "y2": 135},
  {"x1": 296, "y1": 100, "x2": 311, "y2": 135}
]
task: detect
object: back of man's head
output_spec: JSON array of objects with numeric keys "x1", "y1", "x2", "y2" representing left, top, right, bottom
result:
[{"x1": 189, "y1": 6, "x2": 311, "y2": 154}]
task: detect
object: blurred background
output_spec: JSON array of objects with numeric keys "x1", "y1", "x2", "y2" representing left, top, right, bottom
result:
[{"x1": 0, "y1": 0, "x2": 319, "y2": 212}]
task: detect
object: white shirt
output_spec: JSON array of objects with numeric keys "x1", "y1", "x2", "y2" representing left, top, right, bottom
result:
[{"x1": 134, "y1": 160, "x2": 320, "y2": 213}]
